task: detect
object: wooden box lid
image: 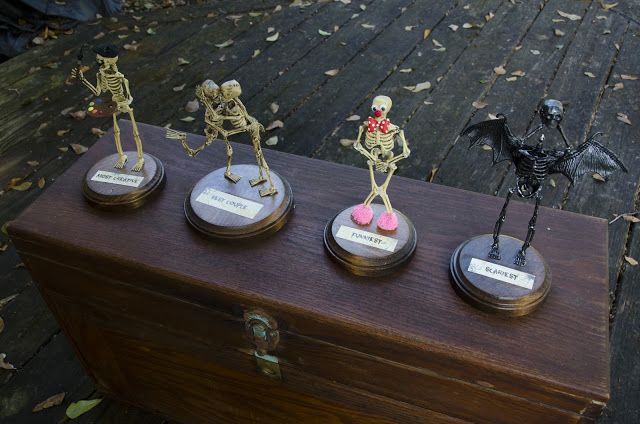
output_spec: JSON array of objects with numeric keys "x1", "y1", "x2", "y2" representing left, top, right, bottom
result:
[{"x1": 9, "y1": 121, "x2": 609, "y2": 418}]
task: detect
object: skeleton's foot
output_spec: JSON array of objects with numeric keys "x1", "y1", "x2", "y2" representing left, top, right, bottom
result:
[
  {"x1": 488, "y1": 244, "x2": 501, "y2": 260},
  {"x1": 377, "y1": 211, "x2": 398, "y2": 231},
  {"x1": 259, "y1": 186, "x2": 277, "y2": 197},
  {"x1": 351, "y1": 204, "x2": 373, "y2": 226},
  {"x1": 113, "y1": 154, "x2": 128, "y2": 169},
  {"x1": 250, "y1": 176, "x2": 267, "y2": 187},
  {"x1": 132, "y1": 157, "x2": 145, "y2": 172},
  {"x1": 224, "y1": 172, "x2": 241, "y2": 183},
  {"x1": 514, "y1": 250, "x2": 527, "y2": 267}
]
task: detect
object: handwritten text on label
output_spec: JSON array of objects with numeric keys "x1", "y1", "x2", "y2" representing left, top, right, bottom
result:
[
  {"x1": 91, "y1": 170, "x2": 144, "y2": 187},
  {"x1": 336, "y1": 225, "x2": 398, "y2": 252},
  {"x1": 468, "y1": 258, "x2": 535, "y2": 290},
  {"x1": 195, "y1": 188, "x2": 263, "y2": 219}
]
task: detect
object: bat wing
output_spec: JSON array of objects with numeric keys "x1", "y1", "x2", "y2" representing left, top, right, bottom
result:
[
  {"x1": 550, "y1": 133, "x2": 628, "y2": 184},
  {"x1": 461, "y1": 115, "x2": 524, "y2": 164}
]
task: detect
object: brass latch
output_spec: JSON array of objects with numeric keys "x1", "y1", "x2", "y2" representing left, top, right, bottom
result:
[{"x1": 244, "y1": 309, "x2": 281, "y2": 380}]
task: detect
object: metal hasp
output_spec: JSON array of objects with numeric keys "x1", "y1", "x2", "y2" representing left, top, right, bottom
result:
[{"x1": 244, "y1": 309, "x2": 281, "y2": 380}]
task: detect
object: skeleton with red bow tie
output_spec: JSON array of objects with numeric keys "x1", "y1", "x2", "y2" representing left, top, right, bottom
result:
[{"x1": 351, "y1": 95, "x2": 410, "y2": 231}]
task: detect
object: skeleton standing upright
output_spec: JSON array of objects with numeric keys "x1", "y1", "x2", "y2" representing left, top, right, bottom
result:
[
  {"x1": 351, "y1": 95, "x2": 410, "y2": 231},
  {"x1": 462, "y1": 99, "x2": 627, "y2": 266},
  {"x1": 72, "y1": 44, "x2": 145, "y2": 171}
]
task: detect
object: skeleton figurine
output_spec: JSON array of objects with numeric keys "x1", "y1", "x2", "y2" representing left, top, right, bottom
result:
[
  {"x1": 351, "y1": 95, "x2": 410, "y2": 231},
  {"x1": 71, "y1": 44, "x2": 145, "y2": 171},
  {"x1": 167, "y1": 79, "x2": 277, "y2": 197},
  {"x1": 462, "y1": 99, "x2": 627, "y2": 266}
]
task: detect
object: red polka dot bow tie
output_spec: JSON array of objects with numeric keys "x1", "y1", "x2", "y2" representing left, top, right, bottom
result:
[{"x1": 368, "y1": 117, "x2": 390, "y2": 134}]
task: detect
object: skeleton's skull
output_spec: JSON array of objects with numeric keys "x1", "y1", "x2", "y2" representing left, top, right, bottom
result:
[
  {"x1": 201, "y1": 80, "x2": 220, "y2": 99},
  {"x1": 94, "y1": 44, "x2": 119, "y2": 70},
  {"x1": 221, "y1": 80, "x2": 242, "y2": 100},
  {"x1": 370, "y1": 95, "x2": 392, "y2": 119},
  {"x1": 539, "y1": 99, "x2": 564, "y2": 128}
]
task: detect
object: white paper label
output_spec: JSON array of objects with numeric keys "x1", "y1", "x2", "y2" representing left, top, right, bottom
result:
[
  {"x1": 468, "y1": 258, "x2": 535, "y2": 290},
  {"x1": 335, "y1": 225, "x2": 398, "y2": 253},
  {"x1": 195, "y1": 188, "x2": 263, "y2": 219},
  {"x1": 91, "y1": 170, "x2": 144, "y2": 187}
]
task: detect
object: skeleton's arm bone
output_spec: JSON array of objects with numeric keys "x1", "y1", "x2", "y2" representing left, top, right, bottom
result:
[
  {"x1": 123, "y1": 77, "x2": 133, "y2": 102},
  {"x1": 80, "y1": 72, "x2": 100, "y2": 96},
  {"x1": 353, "y1": 125, "x2": 376, "y2": 161},
  {"x1": 388, "y1": 130, "x2": 410, "y2": 165},
  {"x1": 558, "y1": 124, "x2": 572, "y2": 148},
  {"x1": 523, "y1": 124, "x2": 544, "y2": 140}
]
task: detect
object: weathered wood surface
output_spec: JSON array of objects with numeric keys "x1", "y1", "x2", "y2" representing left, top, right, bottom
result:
[{"x1": 0, "y1": 0, "x2": 639, "y2": 422}]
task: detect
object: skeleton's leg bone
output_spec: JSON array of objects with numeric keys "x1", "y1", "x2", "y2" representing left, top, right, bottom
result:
[
  {"x1": 362, "y1": 164, "x2": 379, "y2": 207},
  {"x1": 489, "y1": 188, "x2": 514, "y2": 260},
  {"x1": 249, "y1": 132, "x2": 267, "y2": 186},
  {"x1": 376, "y1": 167, "x2": 399, "y2": 231},
  {"x1": 223, "y1": 138, "x2": 241, "y2": 183},
  {"x1": 352, "y1": 163, "x2": 376, "y2": 225},
  {"x1": 128, "y1": 109, "x2": 145, "y2": 172},
  {"x1": 514, "y1": 193, "x2": 541, "y2": 266},
  {"x1": 112, "y1": 114, "x2": 128, "y2": 169},
  {"x1": 378, "y1": 167, "x2": 397, "y2": 213}
]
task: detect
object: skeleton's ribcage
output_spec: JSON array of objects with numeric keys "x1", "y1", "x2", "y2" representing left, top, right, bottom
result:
[
  {"x1": 102, "y1": 76, "x2": 126, "y2": 98},
  {"x1": 227, "y1": 113, "x2": 248, "y2": 129},
  {"x1": 364, "y1": 131, "x2": 395, "y2": 156},
  {"x1": 515, "y1": 156, "x2": 555, "y2": 181}
]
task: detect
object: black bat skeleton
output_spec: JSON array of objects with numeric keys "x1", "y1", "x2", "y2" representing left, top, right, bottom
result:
[{"x1": 461, "y1": 99, "x2": 627, "y2": 266}]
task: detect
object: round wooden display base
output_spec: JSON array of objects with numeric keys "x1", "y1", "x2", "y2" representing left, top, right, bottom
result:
[
  {"x1": 82, "y1": 152, "x2": 165, "y2": 209},
  {"x1": 185, "y1": 164, "x2": 293, "y2": 240},
  {"x1": 450, "y1": 234, "x2": 551, "y2": 317},
  {"x1": 323, "y1": 204, "x2": 417, "y2": 277}
]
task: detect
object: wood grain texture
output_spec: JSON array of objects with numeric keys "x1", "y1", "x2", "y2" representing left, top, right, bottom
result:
[{"x1": 8, "y1": 121, "x2": 610, "y2": 423}]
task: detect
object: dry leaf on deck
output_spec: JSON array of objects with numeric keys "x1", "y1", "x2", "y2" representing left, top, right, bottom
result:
[
  {"x1": 27, "y1": 161, "x2": 39, "y2": 167},
  {"x1": 399, "y1": 68, "x2": 413, "y2": 73},
  {"x1": 557, "y1": 10, "x2": 581, "y2": 21},
  {"x1": 325, "y1": 69, "x2": 339, "y2": 76},
  {"x1": 506, "y1": 77, "x2": 517, "y2": 82},
  {"x1": 592, "y1": 173, "x2": 606, "y2": 182},
  {"x1": 180, "y1": 116, "x2": 196, "y2": 122},
  {"x1": 448, "y1": 24, "x2": 459, "y2": 32},
  {"x1": 318, "y1": 29, "x2": 331, "y2": 36},
  {"x1": 530, "y1": 49, "x2": 541, "y2": 55},
  {"x1": 33, "y1": 393, "x2": 66, "y2": 413},
  {"x1": 403, "y1": 81, "x2": 431, "y2": 93},
  {"x1": 123, "y1": 43, "x2": 139, "y2": 51},
  {"x1": 265, "y1": 136, "x2": 278, "y2": 146},
  {"x1": 429, "y1": 168, "x2": 438, "y2": 182},
  {"x1": 625, "y1": 256, "x2": 638, "y2": 266},
  {"x1": 173, "y1": 83, "x2": 186, "y2": 92},
  {"x1": 511, "y1": 70, "x2": 526, "y2": 77},
  {"x1": 493, "y1": 65, "x2": 506, "y2": 75},
  {"x1": 485, "y1": 12, "x2": 495, "y2": 22},
  {"x1": 252, "y1": 49, "x2": 260, "y2": 58},
  {"x1": 600, "y1": 1, "x2": 618, "y2": 11},
  {"x1": 621, "y1": 74, "x2": 639, "y2": 80},
  {"x1": 91, "y1": 128, "x2": 105, "y2": 136},
  {"x1": 177, "y1": 57, "x2": 190, "y2": 65},
  {"x1": 339, "y1": 138, "x2": 356, "y2": 147},
  {"x1": 584, "y1": 71, "x2": 596, "y2": 78},
  {"x1": 462, "y1": 23, "x2": 474, "y2": 29},
  {"x1": 488, "y1": 113, "x2": 499, "y2": 120},
  {"x1": 69, "y1": 110, "x2": 86, "y2": 120},
  {"x1": 554, "y1": 28, "x2": 565, "y2": 37},
  {"x1": 623, "y1": 215, "x2": 640, "y2": 223},
  {"x1": 423, "y1": 28, "x2": 431, "y2": 39},
  {"x1": 58, "y1": 147, "x2": 68, "y2": 153},
  {"x1": 66, "y1": 399, "x2": 102, "y2": 419},
  {"x1": 37, "y1": 178, "x2": 45, "y2": 189},
  {"x1": 616, "y1": 112, "x2": 631, "y2": 125},
  {"x1": 265, "y1": 120, "x2": 284, "y2": 131},
  {"x1": 184, "y1": 99, "x2": 199, "y2": 113},
  {"x1": 215, "y1": 39, "x2": 234, "y2": 48},
  {"x1": 361, "y1": 24, "x2": 375, "y2": 29},
  {"x1": 70, "y1": 144, "x2": 88, "y2": 154},
  {"x1": 472, "y1": 100, "x2": 488, "y2": 109},
  {"x1": 613, "y1": 82, "x2": 624, "y2": 90},
  {"x1": 9, "y1": 180, "x2": 32, "y2": 191},
  {"x1": 57, "y1": 129, "x2": 70, "y2": 137},
  {"x1": 93, "y1": 32, "x2": 105, "y2": 40},
  {"x1": 269, "y1": 102, "x2": 279, "y2": 113},
  {"x1": 0, "y1": 353, "x2": 15, "y2": 370},
  {"x1": 346, "y1": 115, "x2": 360, "y2": 121},
  {"x1": 482, "y1": 144, "x2": 493, "y2": 151},
  {"x1": 266, "y1": 32, "x2": 279, "y2": 42}
]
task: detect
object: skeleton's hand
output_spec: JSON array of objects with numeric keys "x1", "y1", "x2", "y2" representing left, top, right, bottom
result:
[
  {"x1": 70, "y1": 68, "x2": 85, "y2": 81},
  {"x1": 375, "y1": 160, "x2": 389, "y2": 173}
]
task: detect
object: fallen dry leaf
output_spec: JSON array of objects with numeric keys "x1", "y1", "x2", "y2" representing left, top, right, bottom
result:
[
  {"x1": 621, "y1": 74, "x2": 639, "y2": 80},
  {"x1": 265, "y1": 120, "x2": 284, "y2": 131},
  {"x1": 488, "y1": 113, "x2": 499, "y2": 120},
  {"x1": 584, "y1": 71, "x2": 596, "y2": 78},
  {"x1": 506, "y1": 77, "x2": 517, "y2": 82},
  {"x1": 123, "y1": 43, "x2": 139, "y2": 51},
  {"x1": 511, "y1": 70, "x2": 526, "y2": 77},
  {"x1": 625, "y1": 256, "x2": 638, "y2": 266},
  {"x1": 69, "y1": 110, "x2": 86, "y2": 120},
  {"x1": 404, "y1": 25, "x2": 415, "y2": 31},
  {"x1": 493, "y1": 65, "x2": 506, "y2": 75},
  {"x1": 27, "y1": 161, "x2": 39, "y2": 167},
  {"x1": 340, "y1": 138, "x2": 356, "y2": 147},
  {"x1": 269, "y1": 102, "x2": 279, "y2": 114},
  {"x1": 462, "y1": 23, "x2": 474, "y2": 29},
  {"x1": 318, "y1": 29, "x2": 331, "y2": 36},
  {"x1": 8, "y1": 180, "x2": 32, "y2": 191},
  {"x1": 325, "y1": 69, "x2": 339, "y2": 76},
  {"x1": 472, "y1": 100, "x2": 488, "y2": 109},
  {"x1": 70, "y1": 144, "x2": 88, "y2": 155},
  {"x1": 93, "y1": 32, "x2": 105, "y2": 40},
  {"x1": 448, "y1": 24, "x2": 459, "y2": 32},
  {"x1": 399, "y1": 68, "x2": 413, "y2": 73},
  {"x1": 530, "y1": 49, "x2": 541, "y2": 55},
  {"x1": 592, "y1": 173, "x2": 606, "y2": 182},
  {"x1": 32, "y1": 36, "x2": 44, "y2": 45},
  {"x1": 58, "y1": 147, "x2": 69, "y2": 153},
  {"x1": 617, "y1": 112, "x2": 631, "y2": 125},
  {"x1": 403, "y1": 81, "x2": 431, "y2": 93},
  {"x1": 177, "y1": 57, "x2": 190, "y2": 65},
  {"x1": 361, "y1": 23, "x2": 375, "y2": 30},
  {"x1": 265, "y1": 136, "x2": 278, "y2": 146},
  {"x1": 557, "y1": 10, "x2": 581, "y2": 21},
  {"x1": 613, "y1": 82, "x2": 624, "y2": 91},
  {"x1": 423, "y1": 28, "x2": 431, "y2": 39},
  {"x1": 0, "y1": 353, "x2": 15, "y2": 370},
  {"x1": 252, "y1": 49, "x2": 260, "y2": 58},
  {"x1": 33, "y1": 393, "x2": 66, "y2": 413},
  {"x1": 180, "y1": 116, "x2": 196, "y2": 122},
  {"x1": 485, "y1": 11, "x2": 495, "y2": 22},
  {"x1": 267, "y1": 27, "x2": 275, "y2": 33},
  {"x1": 173, "y1": 83, "x2": 186, "y2": 92},
  {"x1": 266, "y1": 32, "x2": 279, "y2": 42},
  {"x1": 184, "y1": 99, "x2": 199, "y2": 113},
  {"x1": 215, "y1": 39, "x2": 234, "y2": 48},
  {"x1": 428, "y1": 167, "x2": 438, "y2": 182},
  {"x1": 346, "y1": 115, "x2": 360, "y2": 121},
  {"x1": 600, "y1": 1, "x2": 618, "y2": 11},
  {"x1": 550, "y1": 178, "x2": 556, "y2": 188},
  {"x1": 432, "y1": 38, "x2": 445, "y2": 51},
  {"x1": 91, "y1": 128, "x2": 105, "y2": 137},
  {"x1": 554, "y1": 28, "x2": 565, "y2": 37},
  {"x1": 482, "y1": 144, "x2": 493, "y2": 151},
  {"x1": 623, "y1": 215, "x2": 640, "y2": 223},
  {"x1": 37, "y1": 178, "x2": 45, "y2": 189},
  {"x1": 57, "y1": 129, "x2": 70, "y2": 137}
]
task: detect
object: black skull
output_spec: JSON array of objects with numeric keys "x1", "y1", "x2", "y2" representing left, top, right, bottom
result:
[{"x1": 539, "y1": 99, "x2": 564, "y2": 128}]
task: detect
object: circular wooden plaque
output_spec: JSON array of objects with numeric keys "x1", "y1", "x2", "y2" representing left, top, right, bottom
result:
[
  {"x1": 82, "y1": 152, "x2": 165, "y2": 209},
  {"x1": 323, "y1": 203, "x2": 417, "y2": 277},
  {"x1": 185, "y1": 164, "x2": 293, "y2": 240},
  {"x1": 450, "y1": 234, "x2": 551, "y2": 317}
]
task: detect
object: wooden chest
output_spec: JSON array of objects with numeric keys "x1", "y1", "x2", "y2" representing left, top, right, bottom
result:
[{"x1": 8, "y1": 121, "x2": 609, "y2": 423}]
